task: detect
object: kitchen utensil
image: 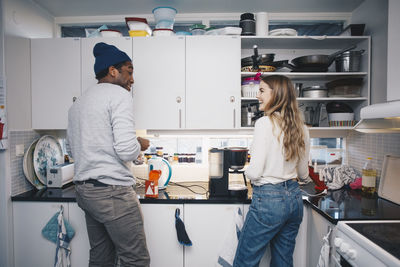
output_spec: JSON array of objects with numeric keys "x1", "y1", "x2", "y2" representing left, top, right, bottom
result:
[
  {"x1": 326, "y1": 78, "x2": 363, "y2": 97},
  {"x1": 23, "y1": 139, "x2": 45, "y2": 190},
  {"x1": 290, "y1": 45, "x2": 357, "y2": 70},
  {"x1": 239, "y1": 13, "x2": 256, "y2": 36},
  {"x1": 378, "y1": 155, "x2": 400, "y2": 205},
  {"x1": 318, "y1": 103, "x2": 329, "y2": 127},
  {"x1": 33, "y1": 135, "x2": 64, "y2": 185},
  {"x1": 148, "y1": 157, "x2": 172, "y2": 189},
  {"x1": 152, "y1": 6, "x2": 177, "y2": 24},
  {"x1": 335, "y1": 50, "x2": 365, "y2": 72},
  {"x1": 302, "y1": 85, "x2": 328, "y2": 98},
  {"x1": 99, "y1": 29, "x2": 122, "y2": 37},
  {"x1": 294, "y1": 83, "x2": 303, "y2": 97}
]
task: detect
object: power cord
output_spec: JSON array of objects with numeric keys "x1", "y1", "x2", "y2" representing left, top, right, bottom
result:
[
  {"x1": 135, "y1": 177, "x2": 209, "y2": 196},
  {"x1": 301, "y1": 188, "x2": 328, "y2": 197}
]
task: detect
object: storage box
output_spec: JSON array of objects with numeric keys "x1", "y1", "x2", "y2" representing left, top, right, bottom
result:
[
  {"x1": 326, "y1": 148, "x2": 344, "y2": 165},
  {"x1": 310, "y1": 145, "x2": 327, "y2": 165}
]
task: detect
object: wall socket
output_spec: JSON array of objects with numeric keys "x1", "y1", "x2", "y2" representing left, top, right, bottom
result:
[{"x1": 16, "y1": 144, "x2": 25, "y2": 156}]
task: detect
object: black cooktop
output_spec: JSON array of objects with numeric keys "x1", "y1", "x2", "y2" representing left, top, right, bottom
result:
[{"x1": 348, "y1": 223, "x2": 400, "y2": 260}]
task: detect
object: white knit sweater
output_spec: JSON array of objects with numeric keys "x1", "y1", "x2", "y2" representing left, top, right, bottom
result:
[
  {"x1": 245, "y1": 116, "x2": 310, "y2": 186},
  {"x1": 66, "y1": 83, "x2": 141, "y2": 186}
]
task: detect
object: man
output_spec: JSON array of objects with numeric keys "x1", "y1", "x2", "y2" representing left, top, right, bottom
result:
[{"x1": 66, "y1": 42, "x2": 150, "y2": 267}]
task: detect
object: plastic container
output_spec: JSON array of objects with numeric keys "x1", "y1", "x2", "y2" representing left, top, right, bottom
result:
[
  {"x1": 100, "y1": 29, "x2": 122, "y2": 37},
  {"x1": 125, "y1": 17, "x2": 151, "y2": 35},
  {"x1": 152, "y1": 6, "x2": 177, "y2": 24},
  {"x1": 362, "y1": 157, "x2": 377, "y2": 195},
  {"x1": 310, "y1": 145, "x2": 327, "y2": 166},
  {"x1": 152, "y1": 29, "x2": 175, "y2": 36},
  {"x1": 190, "y1": 24, "x2": 206, "y2": 35},
  {"x1": 155, "y1": 20, "x2": 174, "y2": 29},
  {"x1": 129, "y1": 30, "x2": 149, "y2": 37}
]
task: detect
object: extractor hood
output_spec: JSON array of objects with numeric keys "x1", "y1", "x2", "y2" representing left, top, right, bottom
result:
[{"x1": 354, "y1": 100, "x2": 400, "y2": 133}]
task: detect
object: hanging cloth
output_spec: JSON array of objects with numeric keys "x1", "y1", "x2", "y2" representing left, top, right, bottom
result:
[
  {"x1": 317, "y1": 227, "x2": 332, "y2": 267},
  {"x1": 42, "y1": 206, "x2": 75, "y2": 267}
]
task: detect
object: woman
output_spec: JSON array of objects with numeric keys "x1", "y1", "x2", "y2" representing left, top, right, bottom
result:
[{"x1": 233, "y1": 75, "x2": 310, "y2": 267}]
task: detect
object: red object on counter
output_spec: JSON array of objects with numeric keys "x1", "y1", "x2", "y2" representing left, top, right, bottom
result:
[
  {"x1": 145, "y1": 170, "x2": 161, "y2": 198},
  {"x1": 308, "y1": 165, "x2": 328, "y2": 192},
  {"x1": 0, "y1": 122, "x2": 4, "y2": 139}
]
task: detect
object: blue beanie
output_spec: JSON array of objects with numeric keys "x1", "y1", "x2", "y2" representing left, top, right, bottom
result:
[{"x1": 93, "y1": 42, "x2": 132, "y2": 75}]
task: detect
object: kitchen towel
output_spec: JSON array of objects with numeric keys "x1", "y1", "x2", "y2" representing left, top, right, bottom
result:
[
  {"x1": 175, "y1": 208, "x2": 192, "y2": 246},
  {"x1": 317, "y1": 227, "x2": 332, "y2": 267},
  {"x1": 42, "y1": 206, "x2": 75, "y2": 267},
  {"x1": 216, "y1": 207, "x2": 244, "y2": 267},
  {"x1": 321, "y1": 165, "x2": 360, "y2": 190}
]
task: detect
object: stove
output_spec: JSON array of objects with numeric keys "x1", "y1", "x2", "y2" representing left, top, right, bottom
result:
[{"x1": 334, "y1": 220, "x2": 400, "y2": 267}]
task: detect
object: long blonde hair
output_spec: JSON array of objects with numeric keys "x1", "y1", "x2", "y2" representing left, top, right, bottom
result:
[{"x1": 261, "y1": 75, "x2": 305, "y2": 161}]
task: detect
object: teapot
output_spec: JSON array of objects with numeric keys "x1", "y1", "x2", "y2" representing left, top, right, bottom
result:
[{"x1": 148, "y1": 156, "x2": 172, "y2": 189}]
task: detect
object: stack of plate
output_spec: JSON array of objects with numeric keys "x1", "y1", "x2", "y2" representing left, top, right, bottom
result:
[
  {"x1": 23, "y1": 135, "x2": 64, "y2": 189},
  {"x1": 269, "y1": 28, "x2": 298, "y2": 36}
]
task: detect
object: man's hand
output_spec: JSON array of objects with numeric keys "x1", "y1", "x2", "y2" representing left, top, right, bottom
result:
[{"x1": 137, "y1": 137, "x2": 150, "y2": 151}]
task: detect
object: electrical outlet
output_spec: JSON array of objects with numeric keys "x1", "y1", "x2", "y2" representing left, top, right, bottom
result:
[{"x1": 16, "y1": 144, "x2": 24, "y2": 156}]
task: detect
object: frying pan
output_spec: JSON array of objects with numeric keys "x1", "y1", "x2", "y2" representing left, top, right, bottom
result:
[{"x1": 291, "y1": 45, "x2": 357, "y2": 70}]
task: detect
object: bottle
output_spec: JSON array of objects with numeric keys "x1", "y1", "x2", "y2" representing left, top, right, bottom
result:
[
  {"x1": 361, "y1": 157, "x2": 377, "y2": 195},
  {"x1": 195, "y1": 146, "x2": 202, "y2": 164}
]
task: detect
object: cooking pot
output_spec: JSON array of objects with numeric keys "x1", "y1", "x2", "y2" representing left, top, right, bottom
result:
[
  {"x1": 335, "y1": 50, "x2": 365, "y2": 72},
  {"x1": 302, "y1": 85, "x2": 328, "y2": 98},
  {"x1": 284, "y1": 45, "x2": 357, "y2": 72},
  {"x1": 227, "y1": 147, "x2": 248, "y2": 170}
]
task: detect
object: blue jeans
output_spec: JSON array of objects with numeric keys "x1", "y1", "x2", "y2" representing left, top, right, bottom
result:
[{"x1": 233, "y1": 180, "x2": 303, "y2": 267}]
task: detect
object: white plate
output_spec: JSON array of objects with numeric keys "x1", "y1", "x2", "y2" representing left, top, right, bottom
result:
[
  {"x1": 269, "y1": 28, "x2": 298, "y2": 36},
  {"x1": 33, "y1": 135, "x2": 64, "y2": 184},
  {"x1": 23, "y1": 139, "x2": 46, "y2": 190}
]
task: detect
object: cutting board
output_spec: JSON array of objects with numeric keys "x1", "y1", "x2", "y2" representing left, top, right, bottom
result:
[{"x1": 378, "y1": 155, "x2": 400, "y2": 205}]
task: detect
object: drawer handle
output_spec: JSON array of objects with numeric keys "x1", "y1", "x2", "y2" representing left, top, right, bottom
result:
[{"x1": 72, "y1": 97, "x2": 77, "y2": 102}]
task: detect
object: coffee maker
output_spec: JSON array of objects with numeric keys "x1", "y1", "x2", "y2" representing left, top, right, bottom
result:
[{"x1": 208, "y1": 147, "x2": 249, "y2": 198}]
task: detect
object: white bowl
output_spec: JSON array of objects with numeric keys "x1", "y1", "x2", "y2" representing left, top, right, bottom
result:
[
  {"x1": 328, "y1": 112, "x2": 354, "y2": 121},
  {"x1": 100, "y1": 29, "x2": 122, "y2": 37},
  {"x1": 152, "y1": 6, "x2": 177, "y2": 24}
]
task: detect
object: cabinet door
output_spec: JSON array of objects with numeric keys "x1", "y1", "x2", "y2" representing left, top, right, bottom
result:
[
  {"x1": 81, "y1": 37, "x2": 133, "y2": 93},
  {"x1": 132, "y1": 37, "x2": 185, "y2": 129},
  {"x1": 141, "y1": 204, "x2": 184, "y2": 267},
  {"x1": 68, "y1": 203, "x2": 90, "y2": 266},
  {"x1": 31, "y1": 38, "x2": 80, "y2": 129},
  {"x1": 184, "y1": 204, "x2": 244, "y2": 267},
  {"x1": 13, "y1": 202, "x2": 69, "y2": 267},
  {"x1": 186, "y1": 36, "x2": 241, "y2": 129}
]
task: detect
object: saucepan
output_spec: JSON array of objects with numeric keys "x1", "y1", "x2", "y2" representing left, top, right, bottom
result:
[{"x1": 283, "y1": 45, "x2": 357, "y2": 72}]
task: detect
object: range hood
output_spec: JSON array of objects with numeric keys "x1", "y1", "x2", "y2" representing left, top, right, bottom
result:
[{"x1": 354, "y1": 100, "x2": 400, "y2": 133}]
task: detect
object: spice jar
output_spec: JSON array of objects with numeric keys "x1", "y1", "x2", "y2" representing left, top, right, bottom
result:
[{"x1": 156, "y1": 147, "x2": 163, "y2": 157}]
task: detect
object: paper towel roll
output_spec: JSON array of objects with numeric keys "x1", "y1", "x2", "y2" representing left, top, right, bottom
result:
[{"x1": 256, "y1": 12, "x2": 269, "y2": 36}]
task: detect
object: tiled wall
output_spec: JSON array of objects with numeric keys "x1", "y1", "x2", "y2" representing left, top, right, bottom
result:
[
  {"x1": 347, "y1": 131, "x2": 400, "y2": 184},
  {"x1": 9, "y1": 130, "x2": 40, "y2": 195}
]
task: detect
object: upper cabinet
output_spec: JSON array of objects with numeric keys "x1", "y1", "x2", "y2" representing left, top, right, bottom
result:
[
  {"x1": 132, "y1": 36, "x2": 185, "y2": 130},
  {"x1": 31, "y1": 38, "x2": 81, "y2": 129},
  {"x1": 240, "y1": 36, "x2": 371, "y2": 137},
  {"x1": 81, "y1": 37, "x2": 133, "y2": 93},
  {"x1": 186, "y1": 36, "x2": 241, "y2": 129}
]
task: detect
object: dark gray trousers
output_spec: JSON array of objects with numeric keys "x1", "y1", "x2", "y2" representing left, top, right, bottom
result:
[{"x1": 75, "y1": 183, "x2": 150, "y2": 267}]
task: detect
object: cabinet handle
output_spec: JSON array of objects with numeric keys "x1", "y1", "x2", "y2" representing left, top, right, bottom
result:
[
  {"x1": 72, "y1": 97, "x2": 77, "y2": 102},
  {"x1": 233, "y1": 109, "x2": 236, "y2": 128},
  {"x1": 230, "y1": 96, "x2": 235, "y2": 103},
  {"x1": 179, "y1": 109, "x2": 182, "y2": 128},
  {"x1": 176, "y1": 96, "x2": 182, "y2": 103}
]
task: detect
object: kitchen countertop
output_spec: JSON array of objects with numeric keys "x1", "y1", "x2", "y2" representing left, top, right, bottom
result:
[{"x1": 11, "y1": 181, "x2": 400, "y2": 224}]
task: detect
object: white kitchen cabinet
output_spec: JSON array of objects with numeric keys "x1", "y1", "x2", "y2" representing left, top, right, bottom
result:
[
  {"x1": 141, "y1": 203, "x2": 184, "y2": 267},
  {"x1": 81, "y1": 37, "x2": 133, "y2": 93},
  {"x1": 240, "y1": 36, "x2": 371, "y2": 137},
  {"x1": 243, "y1": 203, "x2": 309, "y2": 267},
  {"x1": 132, "y1": 37, "x2": 185, "y2": 129},
  {"x1": 184, "y1": 203, "x2": 244, "y2": 267},
  {"x1": 31, "y1": 38, "x2": 81, "y2": 129},
  {"x1": 68, "y1": 203, "x2": 90, "y2": 266},
  {"x1": 186, "y1": 36, "x2": 241, "y2": 129},
  {"x1": 307, "y1": 206, "x2": 335, "y2": 267},
  {"x1": 13, "y1": 202, "x2": 69, "y2": 267}
]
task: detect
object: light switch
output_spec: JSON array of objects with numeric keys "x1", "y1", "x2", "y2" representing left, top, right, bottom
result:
[{"x1": 16, "y1": 144, "x2": 24, "y2": 156}]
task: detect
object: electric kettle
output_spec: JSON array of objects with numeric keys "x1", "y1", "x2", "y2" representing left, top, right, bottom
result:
[{"x1": 147, "y1": 156, "x2": 172, "y2": 189}]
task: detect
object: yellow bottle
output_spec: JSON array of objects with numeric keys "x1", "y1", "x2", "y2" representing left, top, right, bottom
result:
[{"x1": 361, "y1": 157, "x2": 376, "y2": 194}]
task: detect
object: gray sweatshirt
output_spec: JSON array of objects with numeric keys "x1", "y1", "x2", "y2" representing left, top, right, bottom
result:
[{"x1": 66, "y1": 83, "x2": 141, "y2": 186}]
